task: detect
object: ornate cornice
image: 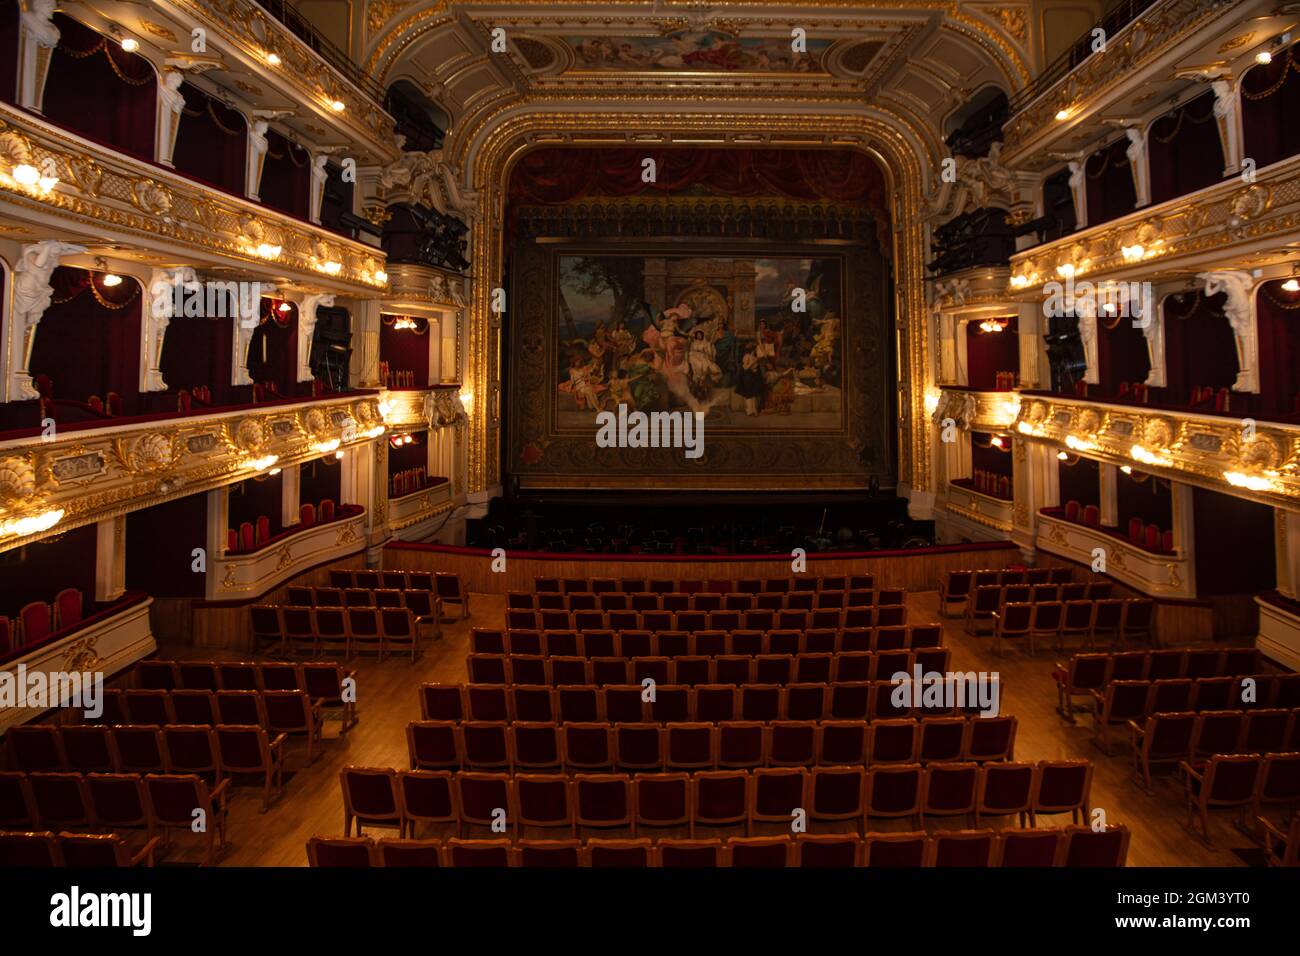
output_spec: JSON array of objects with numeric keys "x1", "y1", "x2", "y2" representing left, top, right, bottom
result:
[
  {"x1": 0, "y1": 106, "x2": 389, "y2": 294},
  {"x1": 0, "y1": 395, "x2": 385, "y2": 553},
  {"x1": 1015, "y1": 393, "x2": 1300, "y2": 510},
  {"x1": 936, "y1": 387, "x2": 1022, "y2": 433},
  {"x1": 1008, "y1": 153, "x2": 1300, "y2": 294}
]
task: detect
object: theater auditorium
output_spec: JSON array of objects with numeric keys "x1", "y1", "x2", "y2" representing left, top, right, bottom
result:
[{"x1": 0, "y1": 0, "x2": 1296, "y2": 896}]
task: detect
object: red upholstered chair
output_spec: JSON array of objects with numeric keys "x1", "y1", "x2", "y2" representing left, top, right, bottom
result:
[
  {"x1": 106, "y1": 391, "x2": 122, "y2": 416},
  {"x1": 19, "y1": 601, "x2": 51, "y2": 647},
  {"x1": 178, "y1": 390, "x2": 192, "y2": 413},
  {"x1": 87, "y1": 395, "x2": 104, "y2": 414},
  {"x1": 307, "y1": 836, "x2": 376, "y2": 867},
  {"x1": 1144, "y1": 524, "x2": 1160, "y2": 552},
  {"x1": 227, "y1": 529, "x2": 238, "y2": 552},
  {"x1": 1161, "y1": 530, "x2": 1174, "y2": 553},
  {"x1": 1127, "y1": 517, "x2": 1143, "y2": 544},
  {"x1": 239, "y1": 522, "x2": 255, "y2": 551},
  {"x1": 320, "y1": 499, "x2": 335, "y2": 521},
  {"x1": 1064, "y1": 500, "x2": 1080, "y2": 522},
  {"x1": 0, "y1": 616, "x2": 12, "y2": 657},
  {"x1": 1082, "y1": 505, "x2": 1100, "y2": 527},
  {"x1": 53, "y1": 589, "x2": 83, "y2": 631},
  {"x1": 300, "y1": 503, "x2": 316, "y2": 527}
]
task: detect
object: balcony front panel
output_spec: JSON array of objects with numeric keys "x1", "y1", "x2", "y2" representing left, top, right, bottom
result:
[
  {"x1": 380, "y1": 386, "x2": 465, "y2": 433},
  {"x1": 942, "y1": 482, "x2": 1015, "y2": 535},
  {"x1": 1037, "y1": 509, "x2": 1192, "y2": 599},
  {"x1": 0, "y1": 395, "x2": 385, "y2": 553},
  {"x1": 387, "y1": 481, "x2": 454, "y2": 533},
  {"x1": 0, "y1": 104, "x2": 387, "y2": 295},
  {"x1": 1015, "y1": 393, "x2": 1300, "y2": 511},
  {"x1": 207, "y1": 507, "x2": 367, "y2": 600}
]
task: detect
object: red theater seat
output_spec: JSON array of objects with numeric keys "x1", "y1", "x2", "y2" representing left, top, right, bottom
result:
[
  {"x1": 19, "y1": 602, "x2": 51, "y2": 647},
  {"x1": 300, "y1": 503, "x2": 316, "y2": 527}
]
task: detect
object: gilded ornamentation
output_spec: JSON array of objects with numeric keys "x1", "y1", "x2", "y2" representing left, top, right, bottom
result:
[
  {"x1": 234, "y1": 419, "x2": 265, "y2": 451},
  {"x1": 0, "y1": 456, "x2": 38, "y2": 502},
  {"x1": 222, "y1": 565, "x2": 238, "y2": 588},
  {"x1": 1217, "y1": 32, "x2": 1254, "y2": 55},
  {"x1": 275, "y1": 543, "x2": 294, "y2": 571},
  {"x1": 140, "y1": 21, "x2": 179, "y2": 43},
  {"x1": 61, "y1": 636, "x2": 101, "y2": 672},
  {"x1": 335, "y1": 522, "x2": 360, "y2": 546},
  {"x1": 131, "y1": 179, "x2": 173, "y2": 217}
]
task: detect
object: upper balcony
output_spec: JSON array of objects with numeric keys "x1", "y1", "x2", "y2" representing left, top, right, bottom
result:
[{"x1": 1001, "y1": 0, "x2": 1285, "y2": 170}]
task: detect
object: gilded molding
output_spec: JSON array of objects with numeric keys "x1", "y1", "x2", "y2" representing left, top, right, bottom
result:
[{"x1": 0, "y1": 107, "x2": 389, "y2": 295}]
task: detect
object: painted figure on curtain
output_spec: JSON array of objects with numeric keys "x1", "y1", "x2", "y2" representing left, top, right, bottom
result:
[
  {"x1": 568, "y1": 31, "x2": 831, "y2": 73},
  {"x1": 555, "y1": 255, "x2": 843, "y2": 429}
]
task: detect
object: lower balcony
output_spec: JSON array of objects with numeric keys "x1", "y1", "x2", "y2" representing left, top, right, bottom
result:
[
  {"x1": 941, "y1": 481, "x2": 1015, "y2": 535},
  {"x1": 1036, "y1": 509, "x2": 1192, "y2": 600},
  {"x1": 1257, "y1": 593, "x2": 1300, "y2": 672},
  {"x1": 207, "y1": 507, "x2": 368, "y2": 601},
  {"x1": 387, "y1": 481, "x2": 454, "y2": 534}
]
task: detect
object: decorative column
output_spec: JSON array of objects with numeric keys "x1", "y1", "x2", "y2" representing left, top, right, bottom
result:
[
  {"x1": 6, "y1": 240, "x2": 86, "y2": 401},
  {"x1": 440, "y1": 309, "x2": 460, "y2": 384},
  {"x1": 1212, "y1": 79, "x2": 1244, "y2": 177},
  {"x1": 1076, "y1": 309, "x2": 1100, "y2": 385},
  {"x1": 1016, "y1": 301, "x2": 1048, "y2": 389},
  {"x1": 1124, "y1": 127, "x2": 1151, "y2": 208},
  {"x1": 142, "y1": 266, "x2": 195, "y2": 392},
  {"x1": 1099, "y1": 463, "x2": 1119, "y2": 527},
  {"x1": 156, "y1": 71, "x2": 186, "y2": 168},
  {"x1": 1170, "y1": 482, "x2": 1195, "y2": 565},
  {"x1": 246, "y1": 120, "x2": 269, "y2": 202},
  {"x1": 1197, "y1": 270, "x2": 1258, "y2": 392},
  {"x1": 297, "y1": 293, "x2": 335, "y2": 382},
  {"x1": 206, "y1": 487, "x2": 229, "y2": 557},
  {"x1": 349, "y1": 299, "x2": 382, "y2": 388},
  {"x1": 1067, "y1": 160, "x2": 1087, "y2": 230},
  {"x1": 94, "y1": 516, "x2": 126, "y2": 603},
  {"x1": 1276, "y1": 508, "x2": 1300, "y2": 599},
  {"x1": 309, "y1": 155, "x2": 330, "y2": 225},
  {"x1": 17, "y1": 0, "x2": 59, "y2": 112},
  {"x1": 282, "y1": 464, "x2": 301, "y2": 528},
  {"x1": 231, "y1": 290, "x2": 260, "y2": 387},
  {"x1": 1140, "y1": 287, "x2": 1169, "y2": 388},
  {"x1": 937, "y1": 311, "x2": 957, "y2": 384}
]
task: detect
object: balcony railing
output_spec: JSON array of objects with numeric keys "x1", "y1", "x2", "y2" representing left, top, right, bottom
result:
[
  {"x1": 253, "y1": 0, "x2": 384, "y2": 102},
  {"x1": 1009, "y1": 0, "x2": 1158, "y2": 113}
]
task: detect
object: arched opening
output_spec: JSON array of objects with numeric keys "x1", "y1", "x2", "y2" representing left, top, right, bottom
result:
[{"x1": 172, "y1": 81, "x2": 248, "y2": 196}]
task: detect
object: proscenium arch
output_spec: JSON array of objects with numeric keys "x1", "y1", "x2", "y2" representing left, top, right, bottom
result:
[{"x1": 452, "y1": 106, "x2": 937, "y2": 502}]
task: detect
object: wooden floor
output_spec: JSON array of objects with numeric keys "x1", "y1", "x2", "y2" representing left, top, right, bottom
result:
[{"x1": 157, "y1": 589, "x2": 1260, "y2": 866}]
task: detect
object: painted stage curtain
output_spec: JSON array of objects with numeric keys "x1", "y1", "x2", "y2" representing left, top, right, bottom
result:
[
  {"x1": 1241, "y1": 46, "x2": 1300, "y2": 171},
  {"x1": 1084, "y1": 137, "x2": 1137, "y2": 227},
  {"x1": 29, "y1": 267, "x2": 141, "y2": 413},
  {"x1": 42, "y1": 14, "x2": 156, "y2": 160},
  {"x1": 1147, "y1": 90, "x2": 1223, "y2": 205},
  {"x1": 260, "y1": 129, "x2": 312, "y2": 220},
  {"x1": 173, "y1": 81, "x2": 248, "y2": 196},
  {"x1": 508, "y1": 148, "x2": 889, "y2": 214}
]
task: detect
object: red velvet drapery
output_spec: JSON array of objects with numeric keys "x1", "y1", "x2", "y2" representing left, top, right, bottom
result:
[
  {"x1": 1084, "y1": 137, "x2": 1137, "y2": 227},
  {"x1": 1160, "y1": 291, "x2": 1238, "y2": 405},
  {"x1": 260, "y1": 129, "x2": 313, "y2": 220},
  {"x1": 1255, "y1": 280, "x2": 1300, "y2": 420},
  {"x1": 964, "y1": 316, "x2": 1018, "y2": 390},
  {"x1": 42, "y1": 14, "x2": 156, "y2": 160},
  {"x1": 0, "y1": 0, "x2": 18, "y2": 105},
  {"x1": 173, "y1": 81, "x2": 248, "y2": 196},
  {"x1": 1057, "y1": 455, "x2": 1100, "y2": 510},
  {"x1": 247, "y1": 298, "x2": 300, "y2": 396},
  {"x1": 28, "y1": 267, "x2": 142, "y2": 413},
  {"x1": 380, "y1": 314, "x2": 430, "y2": 388},
  {"x1": 1096, "y1": 315, "x2": 1151, "y2": 398},
  {"x1": 1241, "y1": 46, "x2": 1300, "y2": 171},
  {"x1": 1147, "y1": 91, "x2": 1224, "y2": 205}
]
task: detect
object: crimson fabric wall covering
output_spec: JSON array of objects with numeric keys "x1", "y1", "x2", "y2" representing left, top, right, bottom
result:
[
  {"x1": 228, "y1": 473, "x2": 284, "y2": 537},
  {"x1": 0, "y1": 524, "x2": 97, "y2": 617},
  {"x1": 0, "y1": 0, "x2": 18, "y2": 104},
  {"x1": 28, "y1": 267, "x2": 142, "y2": 413},
  {"x1": 1057, "y1": 455, "x2": 1100, "y2": 509},
  {"x1": 970, "y1": 432, "x2": 1013, "y2": 480},
  {"x1": 1096, "y1": 317, "x2": 1152, "y2": 397},
  {"x1": 41, "y1": 15, "x2": 156, "y2": 160},
  {"x1": 260, "y1": 129, "x2": 312, "y2": 220},
  {"x1": 172, "y1": 81, "x2": 248, "y2": 196},
  {"x1": 388, "y1": 431, "x2": 429, "y2": 476},
  {"x1": 124, "y1": 493, "x2": 208, "y2": 598},
  {"x1": 1147, "y1": 91, "x2": 1224, "y2": 205},
  {"x1": 1160, "y1": 291, "x2": 1238, "y2": 405},
  {"x1": 159, "y1": 313, "x2": 235, "y2": 405},
  {"x1": 1241, "y1": 47, "x2": 1300, "y2": 171},
  {"x1": 380, "y1": 315, "x2": 430, "y2": 387},
  {"x1": 1255, "y1": 280, "x2": 1300, "y2": 420},
  {"x1": 299, "y1": 456, "x2": 343, "y2": 509},
  {"x1": 964, "y1": 317, "x2": 1018, "y2": 389},
  {"x1": 247, "y1": 299, "x2": 300, "y2": 396},
  {"x1": 1084, "y1": 137, "x2": 1137, "y2": 227},
  {"x1": 1192, "y1": 487, "x2": 1275, "y2": 596},
  {"x1": 1116, "y1": 469, "x2": 1172, "y2": 530}
]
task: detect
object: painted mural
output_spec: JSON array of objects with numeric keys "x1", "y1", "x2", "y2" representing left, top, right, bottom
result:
[{"x1": 566, "y1": 31, "x2": 830, "y2": 72}]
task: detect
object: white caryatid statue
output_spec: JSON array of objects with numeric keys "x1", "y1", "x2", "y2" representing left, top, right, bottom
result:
[
  {"x1": 246, "y1": 120, "x2": 270, "y2": 202},
  {"x1": 1074, "y1": 296, "x2": 1100, "y2": 386},
  {"x1": 1211, "y1": 79, "x2": 1243, "y2": 176},
  {"x1": 18, "y1": 0, "x2": 60, "y2": 112},
  {"x1": 1066, "y1": 160, "x2": 1087, "y2": 229},
  {"x1": 1124, "y1": 127, "x2": 1150, "y2": 207},
  {"x1": 1198, "y1": 270, "x2": 1258, "y2": 392},
  {"x1": 156, "y1": 72, "x2": 187, "y2": 168},
  {"x1": 141, "y1": 266, "x2": 196, "y2": 392},
  {"x1": 9, "y1": 240, "x2": 87, "y2": 400},
  {"x1": 296, "y1": 293, "x2": 335, "y2": 382},
  {"x1": 310, "y1": 154, "x2": 330, "y2": 224}
]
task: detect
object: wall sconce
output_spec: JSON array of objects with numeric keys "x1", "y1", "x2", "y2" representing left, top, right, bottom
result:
[{"x1": 93, "y1": 257, "x2": 123, "y2": 287}]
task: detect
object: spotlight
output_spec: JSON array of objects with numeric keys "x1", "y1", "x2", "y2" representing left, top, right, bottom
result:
[
  {"x1": 1284, "y1": 278, "x2": 1300, "y2": 293},
  {"x1": 335, "y1": 450, "x2": 345, "y2": 460},
  {"x1": 1120, "y1": 465, "x2": 1132, "y2": 475},
  {"x1": 1256, "y1": 50, "x2": 1273, "y2": 64},
  {"x1": 101, "y1": 273, "x2": 122, "y2": 287},
  {"x1": 11, "y1": 163, "x2": 39, "y2": 186},
  {"x1": 990, "y1": 436, "x2": 1005, "y2": 449}
]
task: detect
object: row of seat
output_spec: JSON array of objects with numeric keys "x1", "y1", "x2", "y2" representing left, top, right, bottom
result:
[
  {"x1": 1098, "y1": 690, "x2": 1300, "y2": 750},
  {"x1": 251, "y1": 605, "x2": 428, "y2": 660},
  {"x1": 0, "y1": 831, "x2": 160, "y2": 868},
  {"x1": 505, "y1": 607, "x2": 908, "y2": 632},
  {"x1": 534, "y1": 574, "x2": 901, "y2": 595},
  {"x1": 227, "y1": 501, "x2": 342, "y2": 553},
  {"x1": 508, "y1": 588, "x2": 906, "y2": 612},
  {"x1": 974, "y1": 594, "x2": 1155, "y2": 648},
  {"x1": 939, "y1": 566, "x2": 1086, "y2": 613},
  {"x1": 4, "y1": 724, "x2": 287, "y2": 812},
  {"x1": 7, "y1": 706, "x2": 327, "y2": 773},
  {"x1": 132, "y1": 659, "x2": 354, "y2": 695},
  {"x1": 306, "y1": 824, "x2": 1134, "y2": 868},
  {"x1": 339, "y1": 761, "x2": 1094, "y2": 839},
  {"x1": 468, "y1": 649, "x2": 952, "y2": 688},
  {"x1": 473, "y1": 624, "x2": 944, "y2": 657},
  {"x1": 0, "y1": 772, "x2": 228, "y2": 865},
  {"x1": 406, "y1": 717, "x2": 1019, "y2": 772},
  {"x1": 1178, "y1": 754, "x2": 1300, "y2": 847},
  {"x1": 0, "y1": 589, "x2": 83, "y2": 658},
  {"x1": 1054, "y1": 649, "x2": 1269, "y2": 719},
  {"x1": 1130, "y1": 704, "x2": 1300, "y2": 787},
  {"x1": 325, "y1": 569, "x2": 470, "y2": 618},
  {"x1": 284, "y1": 586, "x2": 445, "y2": 615},
  {"x1": 418, "y1": 681, "x2": 1001, "y2": 725}
]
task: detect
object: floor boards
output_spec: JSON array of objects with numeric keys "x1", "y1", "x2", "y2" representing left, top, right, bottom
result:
[{"x1": 155, "y1": 589, "x2": 1258, "y2": 866}]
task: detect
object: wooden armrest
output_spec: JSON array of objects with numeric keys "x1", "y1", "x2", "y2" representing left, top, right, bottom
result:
[
  {"x1": 1257, "y1": 817, "x2": 1284, "y2": 843},
  {"x1": 209, "y1": 778, "x2": 231, "y2": 801},
  {"x1": 131, "y1": 836, "x2": 162, "y2": 867},
  {"x1": 1125, "y1": 719, "x2": 1145, "y2": 737},
  {"x1": 1178, "y1": 761, "x2": 1203, "y2": 783},
  {"x1": 269, "y1": 733, "x2": 288, "y2": 751}
]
